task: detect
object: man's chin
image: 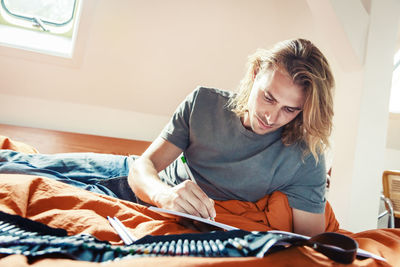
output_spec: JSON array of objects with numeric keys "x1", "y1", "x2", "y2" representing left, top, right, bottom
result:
[{"x1": 254, "y1": 124, "x2": 281, "y2": 135}]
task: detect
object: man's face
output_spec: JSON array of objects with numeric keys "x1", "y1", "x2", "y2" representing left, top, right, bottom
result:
[{"x1": 242, "y1": 68, "x2": 305, "y2": 135}]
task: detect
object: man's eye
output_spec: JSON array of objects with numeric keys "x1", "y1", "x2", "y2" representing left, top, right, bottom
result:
[
  {"x1": 285, "y1": 107, "x2": 296, "y2": 113},
  {"x1": 264, "y1": 96, "x2": 273, "y2": 102}
]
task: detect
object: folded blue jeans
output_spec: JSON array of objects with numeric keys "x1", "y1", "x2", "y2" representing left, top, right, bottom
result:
[{"x1": 0, "y1": 150, "x2": 140, "y2": 202}]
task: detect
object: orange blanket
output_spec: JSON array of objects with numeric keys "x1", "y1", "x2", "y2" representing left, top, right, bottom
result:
[
  {"x1": 1, "y1": 135, "x2": 399, "y2": 266},
  {"x1": 0, "y1": 174, "x2": 399, "y2": 267},
  {"x1": 0, "y1": 135, "x2": 38, "y2": 154}
]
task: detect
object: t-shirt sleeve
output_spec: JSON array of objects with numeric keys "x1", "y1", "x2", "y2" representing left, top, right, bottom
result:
[
  {"x1": 159, "y1": 88, "x2": 200, "y2": 150},
  {"x1": 283, "y1": 154, "x2": 327, "y2": 214}
]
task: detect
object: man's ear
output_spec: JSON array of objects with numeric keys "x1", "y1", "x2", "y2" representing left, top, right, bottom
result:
[{"x1": 252, "y1": 66, "x2": 259, "y2": 80}]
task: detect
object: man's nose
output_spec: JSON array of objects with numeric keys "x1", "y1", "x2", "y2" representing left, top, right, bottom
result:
[{"x1": 265, "y1": 108, "x2": 279, "y2": 125}]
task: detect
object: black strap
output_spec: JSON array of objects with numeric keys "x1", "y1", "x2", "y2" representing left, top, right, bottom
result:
[{"x1": 305, "y1": 232, "x2": 358, "y2": 264}]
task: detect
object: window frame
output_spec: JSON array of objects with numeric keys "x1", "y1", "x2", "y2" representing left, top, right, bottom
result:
[
  {"x1": 0, "y1": 0, "x2": 85, "y2": 59},
  {"x1": 1, "y1": 0, "x2": 77, "y2": 28}
]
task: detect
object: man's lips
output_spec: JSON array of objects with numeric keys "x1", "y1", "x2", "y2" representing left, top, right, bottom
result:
[{"x1": 257, "y1": 116, "x2": 273, "y2": 129}]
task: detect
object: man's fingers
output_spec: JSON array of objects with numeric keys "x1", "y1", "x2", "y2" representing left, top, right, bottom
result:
[
  {"x1": 174, "y1": 198, "x2": 201, "y2": 218},
  {"x1": 177, "y1": 185, "x2": 210, "y2": 218},
  {"x1": 161, "y1": 181, "x2": 216, "y2": 220},
  {"x1": 208, "y1": 198, "x2": 216, "y2": 219},
  {"x1": 188, "y1": 184, "x2": 216, "y2": 219}
]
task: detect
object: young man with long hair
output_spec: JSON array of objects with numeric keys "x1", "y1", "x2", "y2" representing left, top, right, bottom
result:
[{"x1": 129, "y1": 38, "x2": 335, "y2": 236}]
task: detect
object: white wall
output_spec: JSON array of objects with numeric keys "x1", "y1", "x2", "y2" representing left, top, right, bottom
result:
[
  {"x1": 385, "y1": 148, "x2": 400, "y2": 171},
  {"x1": 386, "y1": 114, "x2": 400, "y2": 171},
  {"x1": 0, "y1": 0, "x2": 316, "y2": 140},
  {"x1": 387, "y1": 113, "x2": 400, "y2": 150},
  {"x1": 312, "y1": 0, "x2": 400, "y2": 232}
]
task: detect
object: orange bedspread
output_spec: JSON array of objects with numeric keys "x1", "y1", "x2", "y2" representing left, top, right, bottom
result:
[
  {"x1": 1, "y1": 135, "x2": 400, "y2": 266},
  {"x1": 0, "y1": 174, "x2": 399, "y2": 267},
  {"x1": 0, "y1": 135, "x2": 38, "y2": 154}
]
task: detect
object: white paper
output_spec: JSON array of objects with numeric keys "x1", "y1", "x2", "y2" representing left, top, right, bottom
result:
[
  {"x1": 356, "y1": 248, "x2": 386, "y2": 262},
  {"x1": 148, "y1": 206, "x2": 239, "y2": 231}
]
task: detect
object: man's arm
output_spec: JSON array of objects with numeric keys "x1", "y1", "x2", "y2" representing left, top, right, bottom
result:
[
  {"x1": 128, "y1": 136, "x2": 216, "y2": 219},
  {"x1": 292, "y1": 208, "x2": 325, "y2": 236}
]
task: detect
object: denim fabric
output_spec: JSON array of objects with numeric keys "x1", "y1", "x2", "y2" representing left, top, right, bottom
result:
[{"x1": 0, "y1": 150, "x2": 137, "y2": 200}]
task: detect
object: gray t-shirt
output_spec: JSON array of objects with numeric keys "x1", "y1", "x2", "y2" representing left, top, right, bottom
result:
[{"x1": 159, "y1": 87, "x2": 326, "y2": 213}]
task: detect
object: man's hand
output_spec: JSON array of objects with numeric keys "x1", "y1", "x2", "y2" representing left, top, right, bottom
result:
[
  {"x1": 129, "y1": 137, "x2": 216, "y2": 221},
  {"x1": 153, "y1": 180, "x2": 216, "y2": 220}
]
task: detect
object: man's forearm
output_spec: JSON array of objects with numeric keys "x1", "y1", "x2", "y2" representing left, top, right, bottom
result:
[{"x1": 127, "y1": 156, "x2": 170, "y2": 206}]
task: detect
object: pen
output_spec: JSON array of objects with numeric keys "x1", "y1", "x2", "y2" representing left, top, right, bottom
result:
[
  {"x1": 180, "y1": 156, "x2": 197, "y2": 184},
  {"x1": 208, "y1": 239, "x2": 219, "y2": 255},
  {"x1": 160, "y1": 241, "x2": 169, "y2": 255},
  {"x1": 113, "y1": 217, "x2": 137, "y2": 242},
  {"x1": 152, "y1": 241, "x2": 163, "y2": 254},
  {"x1": 182, "y1": 239, "x2": 189, "y2": 256},
  {"x1": 202, "y1": 240, "x2": 211, "y2": 256},
  {"x1": 190, "y1": 239, "x2": 197, "y2": 255},
  {"x1": 107, "y1": 216, "x2": 132, "y2": 245},
  {"x1": 196, "y1": 240, "x2": 204, "y2": 255},
  {"x1": 168, "y1": 240, "x2": 176, "y2": 255},
  {"x1": 180, "y1": 155, "x2": 216, "y2": 221},
  {"x1": 175, "y1": 239, "x2": 182, "y2": 255}
]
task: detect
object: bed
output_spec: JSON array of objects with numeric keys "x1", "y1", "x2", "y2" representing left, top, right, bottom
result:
[{"x1": 0, "y1": 123, "x2": 399, "y2": 267}]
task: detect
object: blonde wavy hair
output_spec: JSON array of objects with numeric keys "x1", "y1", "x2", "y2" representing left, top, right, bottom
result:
[{"x1": 227, "y1": 38, "x2": 335, "y2": 161}]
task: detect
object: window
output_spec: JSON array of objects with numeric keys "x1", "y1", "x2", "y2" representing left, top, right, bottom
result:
[
  {"x1": 0, "y1": 0, "x2": 81, "y2": 58},
  {"x1": 1, "y1": 0, "x2": 77, "y2": 34},
  {"x1": 389, "y1": 49, "x2": 400, "y2": 113}
]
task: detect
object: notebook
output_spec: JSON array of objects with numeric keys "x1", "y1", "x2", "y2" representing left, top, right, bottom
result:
[{"x1": 148, "y1": 206, "x2": 239, "y2": 231}]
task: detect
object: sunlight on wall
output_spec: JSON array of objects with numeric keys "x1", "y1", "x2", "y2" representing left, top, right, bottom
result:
[{"x1": 389, "y1": 49, "x2": 400, "y2": 113}]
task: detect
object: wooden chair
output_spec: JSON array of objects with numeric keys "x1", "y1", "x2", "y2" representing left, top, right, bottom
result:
[{"x1": 381, "y1": 170, "x2": 400, "y2": 228}]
